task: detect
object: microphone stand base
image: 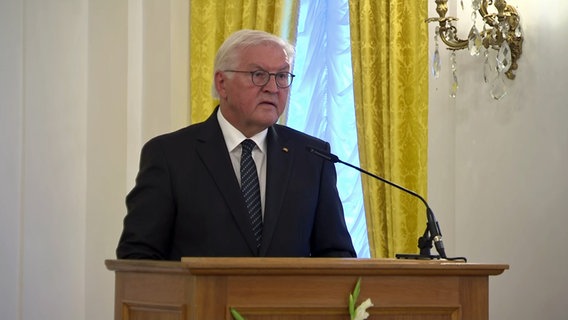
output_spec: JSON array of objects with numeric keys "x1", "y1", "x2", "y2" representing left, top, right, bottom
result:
[{"x1": 395, "y1": 253, "x2": 442, "y2": 260}]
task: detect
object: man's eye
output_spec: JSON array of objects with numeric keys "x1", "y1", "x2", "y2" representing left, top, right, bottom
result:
[{"x1": 253, "y1": 71, "x2": 267, "y2": 78}]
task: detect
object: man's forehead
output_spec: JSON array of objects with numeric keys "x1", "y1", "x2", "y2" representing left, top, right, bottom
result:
[{"x1": 237, "y1": 44, "x2": 291, "y2": 67}]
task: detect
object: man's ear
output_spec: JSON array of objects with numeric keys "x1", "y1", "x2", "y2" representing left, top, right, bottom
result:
[{"x1": 214, "y1": 71, "x2": 227, "y2": 99}]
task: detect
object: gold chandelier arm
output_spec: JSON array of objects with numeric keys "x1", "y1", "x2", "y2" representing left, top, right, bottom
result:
[
  {"x1": 427, "y1": 0, "x2": 523, "y2": 80},
  {"x1": 439, "y1": 28, "x2": 468, "y2": 50},
  {"x1": 426, "y1": 0, "x2": 468, "y2": 50}
]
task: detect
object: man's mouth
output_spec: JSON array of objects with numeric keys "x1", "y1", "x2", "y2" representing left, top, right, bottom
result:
[{"x1": 259, "y1": 101, "x2": 277, "y2": 107}]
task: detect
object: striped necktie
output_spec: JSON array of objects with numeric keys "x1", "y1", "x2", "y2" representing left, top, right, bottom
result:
[{"x1": 240, "y1": 139, "x2": 263, "y2": 249}]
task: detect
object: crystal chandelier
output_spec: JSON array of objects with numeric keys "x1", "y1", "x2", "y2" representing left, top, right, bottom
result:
[{"x1": 427, "y1": 0, "x2": 523, "y2": 100}]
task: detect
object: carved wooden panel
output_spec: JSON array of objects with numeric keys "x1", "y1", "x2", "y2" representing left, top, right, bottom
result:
[
  {"x1": 227, "y1": 306, "x2": 459, "y2": 320},
  {"x1": 122, "y1": 301, "x2": 186, "y2": 320}
]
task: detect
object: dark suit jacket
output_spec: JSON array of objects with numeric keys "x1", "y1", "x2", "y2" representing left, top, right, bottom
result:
[{"x1": 116, "y1": 108, "x2": 356, "y2": 260}]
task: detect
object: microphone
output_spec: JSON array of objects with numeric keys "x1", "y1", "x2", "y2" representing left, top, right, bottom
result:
[{"x1": 307, "y1": 146, "x2": 465, "y2": 261}]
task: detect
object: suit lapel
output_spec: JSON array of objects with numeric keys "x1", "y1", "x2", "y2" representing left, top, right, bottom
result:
[
  {"x1": 195, "y1": 110, "x2": 259, "y2": 255},
  {"x1": 260, "y1": 126, "x2": 294, "y2": 256}
]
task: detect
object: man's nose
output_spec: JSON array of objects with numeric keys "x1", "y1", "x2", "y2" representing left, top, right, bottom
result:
[{"x1": 262, "y1": 74, "x2": 280, "y2": 92}]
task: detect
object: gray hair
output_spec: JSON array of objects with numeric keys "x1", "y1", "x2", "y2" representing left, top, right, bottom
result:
[{"x1": 211, "y1": 29, "x2": 295, "y2": 99}]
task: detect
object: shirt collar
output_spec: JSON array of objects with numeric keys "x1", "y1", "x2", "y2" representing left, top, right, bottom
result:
[{"x1": 217, "y1": 108, "x2": 268, "y2": 153}]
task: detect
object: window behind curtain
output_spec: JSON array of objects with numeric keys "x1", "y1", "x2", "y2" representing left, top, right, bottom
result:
[{"x1": 286, "y1": 0, "x2": 370, "y2": 257}]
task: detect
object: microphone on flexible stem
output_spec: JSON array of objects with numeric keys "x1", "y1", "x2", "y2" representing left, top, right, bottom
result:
[{"x1": 307, "y1": 146, "x2": 466, "y2": 261}]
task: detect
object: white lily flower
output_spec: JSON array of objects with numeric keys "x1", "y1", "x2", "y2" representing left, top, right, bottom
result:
[{"x1": 353, "y1": 298, "x2": 374, "y2": 320}]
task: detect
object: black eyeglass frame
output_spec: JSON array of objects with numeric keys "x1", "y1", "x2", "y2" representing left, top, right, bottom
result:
[{"x1": 223, "y1": 70, "x2": 295, "y2": 88}]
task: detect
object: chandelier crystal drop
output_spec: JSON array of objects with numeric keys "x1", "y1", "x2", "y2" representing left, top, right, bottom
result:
[
  {"x1": 483, "y1": 50, "x2": 493, "y2": 83},
  {"x1": 433, "y1": 27, "x2": 442, "y2": 78},
  {"x1": 472, "y1": 0, "x2": 481, "y2": 11},
  {"x1": 490, "y1": 73, "x2": 508, "y2": 100},
  {"x1": 468, "y1": 25, "x2": 483, "y2": 56},
  {"x1": 450, "y1": 51, "x2": 459, "y2": 98},
  {"x1": 496, "y1": 41, "x2": 512, "y2": 73}
]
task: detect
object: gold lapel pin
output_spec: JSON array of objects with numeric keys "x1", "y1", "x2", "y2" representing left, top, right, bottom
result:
[{"x1": 282, "y1": 147, "x2": 289, "y2": 153}]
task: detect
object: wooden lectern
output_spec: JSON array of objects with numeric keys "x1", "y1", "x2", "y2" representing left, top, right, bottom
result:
[{"x1": 105, "y1": 258, "x2": 508, "y2": 320}]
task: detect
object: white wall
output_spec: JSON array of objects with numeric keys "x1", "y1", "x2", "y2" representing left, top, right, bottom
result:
[
  {"x1": 86, "y1": 0, "x2": 128, "y2": 317},
  {"x1": 0, "y1": 0, "x2": 188, "y2": 319},
  {"x1": 428, "y1": 1, "x2": 568, "y2": 319},
  {"x1": 1, "y1": 0, "x2": 88, "y2": 319},
  {"x1": 1, "y1": 1, "x2": 24, "y2": 319},
  {"x1": 1, "y1": 1, "x2": 566, "y2": 319}
]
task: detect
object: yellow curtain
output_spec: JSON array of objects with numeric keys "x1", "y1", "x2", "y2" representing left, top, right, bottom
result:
[
  {"x1": 349, "y1": 1, "x2": 429, "y2": 258},
  {"x1": 189, "y1": 0, "x2": 299, "y2": 124}
]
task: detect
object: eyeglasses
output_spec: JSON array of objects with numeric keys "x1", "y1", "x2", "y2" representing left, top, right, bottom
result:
[{"x1": 223, "y1": 70, "x2": 295, "y2": 88}]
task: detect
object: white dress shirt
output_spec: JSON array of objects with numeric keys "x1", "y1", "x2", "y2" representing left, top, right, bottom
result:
[{"x1": 217, "y1": 108, "x2": 267, "y2": 218}]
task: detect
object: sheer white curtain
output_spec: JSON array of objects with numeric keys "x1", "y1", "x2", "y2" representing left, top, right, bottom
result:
[{"x1": 287, "y1": 0, "x2": 370, "y2": 257}]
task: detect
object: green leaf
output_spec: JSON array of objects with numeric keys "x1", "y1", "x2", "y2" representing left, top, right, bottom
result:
[
  {"x1": 349, "y1": 293, "x2": 355, "y2": 318},
  {"x1": 353, "y1": 277, "x2": 361, "y2": 302},
  {"x1": 349, "y1": 277, "x2": 362, "y2": 320},
  {"x1": 230, "y1": 307, "x2": 246, "y2": 320}
]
